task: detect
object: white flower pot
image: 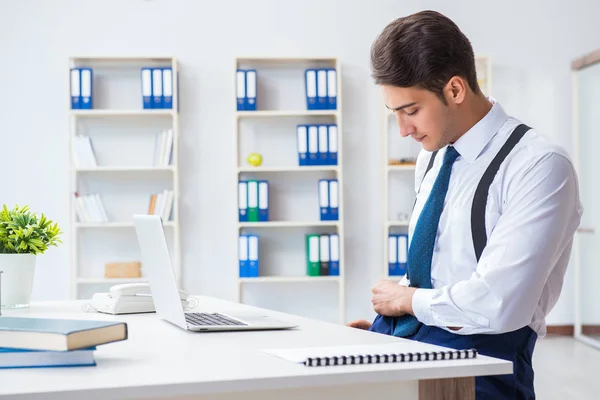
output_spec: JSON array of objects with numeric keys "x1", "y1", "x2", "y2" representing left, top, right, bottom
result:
[{"x1": 0, "y1": 254, "x2": 37, "y2": 309}]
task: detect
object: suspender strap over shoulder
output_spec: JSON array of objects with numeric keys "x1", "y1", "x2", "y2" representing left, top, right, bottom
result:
[{"x1": 471, "y1": 124, "x2": 531, "y2": 262}]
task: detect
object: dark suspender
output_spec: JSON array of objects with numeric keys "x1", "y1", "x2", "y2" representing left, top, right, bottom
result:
[
  {"x1": 471, "y1": 123, "x2": 530, "y2": 261},
  {"x1": 414, "y1": 123, "x2": 531, "y2": 262}
]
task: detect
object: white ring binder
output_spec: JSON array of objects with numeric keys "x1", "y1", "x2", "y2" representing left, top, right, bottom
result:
[{"x1": 304, "y1": 348, "x2": 477, "y2": 367}]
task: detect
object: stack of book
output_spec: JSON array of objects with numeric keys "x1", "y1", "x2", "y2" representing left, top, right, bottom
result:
[
  {"x1": 147, "y1": 189, "x2": 174, "y2": 221},
  {"x1": 73, "y1": 192, "x2": 109, "y2": 223},
  {"x1": 153, "y1": 129, "x2": 174, "y2": 166},
  {"x1": 0, "y1": 317, "x2": 128, "y2": 369}
]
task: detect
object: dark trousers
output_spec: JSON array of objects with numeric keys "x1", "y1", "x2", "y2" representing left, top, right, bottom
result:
[{"x1": 369, "y1": 315, "x2": 537, "y2": 399}]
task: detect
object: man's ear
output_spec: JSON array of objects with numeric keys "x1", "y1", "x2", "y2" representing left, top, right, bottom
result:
[{"x1": 443, "y1": 76, "x2": 467, "y2": 105}]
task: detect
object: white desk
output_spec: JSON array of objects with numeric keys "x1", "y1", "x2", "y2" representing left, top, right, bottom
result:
[{"x1": 0, "y1": 297, "x2": 511, "y2": 400}]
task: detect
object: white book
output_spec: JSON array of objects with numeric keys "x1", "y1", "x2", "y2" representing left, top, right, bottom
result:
[
  {"x1": 153, "y1": 191, "x2": 165, "y2": 217},
  {"x1": 82, "y1": 195, "x2": 99, "y2": 222},
  {"x1": 162, "y1": 190, "x2": 174, "y2": 221},
  {"x1": 94, "y1": 194, "x2": 109, "y2": 223},
  {"x1": 81, "y1": 136, "x2": 98, "y2": 167},
  {"x1": 158, "y1": 130, "x2": 168, "y2": 166},
  {"x1": 74, "y1": 195, "x2": 88, "y2": 222},
  {"x1": 162, "y1": 129, "x2": 174, "y2": 166},
  {"x1": 153, "y1": 131, "x2": 163, "y2": 166},
  {"x1": 90, "y1": 194, "x2": 105, "y2": 223},
  {"x1": 75, "y1": 137, "x2": 90, "y2": 168}
]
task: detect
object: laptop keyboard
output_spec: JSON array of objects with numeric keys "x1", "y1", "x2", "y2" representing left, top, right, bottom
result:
[{"x1": 185, "y1": 312, "x2": 248, "y2": 327}]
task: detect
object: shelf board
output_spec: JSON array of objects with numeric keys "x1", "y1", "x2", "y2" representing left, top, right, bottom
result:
[
  {"x1": 238, "y1": 221, "x2": 339, "y2": 228},
  {"x1": 70, "y1": 109, "x2": 175, "y2": 117},
  {"x1": 387, "y1": 220, "x2": 410, "y2": 227},
  {"x1": 76, "y1": 221, "x2": 175, "y2": 228},
  {"x1": 74, "y1": 166, "x2": 176, "y2": 173},
  {"x1": 238, "y1": 166, "x2": 339, "y2": 173},
  {"x1": 77, "y1": 277, "x2": 148, "y2": 284},
  {"x1": 71, "y1": 56, "x2": 174, "y2": 62},
  {"x1": 236, "y1": 110, "x2": 338, "y2": 118},
  {"x1": 387, "y1": 165, "x2": 416, "y2": 171},
  {"x1": 236, "y1": 56, "x2": 338, "y2": 64},
  {"x1": 239, "y1": 276, "x2": 340, "y2": 284}
]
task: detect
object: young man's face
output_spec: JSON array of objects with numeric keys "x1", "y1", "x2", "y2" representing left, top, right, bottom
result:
[{"x1": 382, "y1": 85, "x2": 456, "y2": 152}]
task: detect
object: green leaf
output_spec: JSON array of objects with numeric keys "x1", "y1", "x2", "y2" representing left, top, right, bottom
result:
[{"x1": 0, "y1": 204, "x2": 61, "y2": 255}]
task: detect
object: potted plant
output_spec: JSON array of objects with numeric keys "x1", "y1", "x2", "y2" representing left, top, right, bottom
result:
[{"x1": 0, "y1": 205, "x2": 62, "y2": 308}]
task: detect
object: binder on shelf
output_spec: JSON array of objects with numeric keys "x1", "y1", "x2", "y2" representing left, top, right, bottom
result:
[
  {"x1": 258, "y1": 180, "x2": 269, "y2": 222},
  {"x1": 80, "y1": 68, "x2": 93, "y2": 109},
  {"x1": 162, "y1": 67, "x2": 173, "y2": 110},
  {"x1": 328, "y1": 179, "x2": 339, "y2": 221},
  {"x1": 306, "y1": 234, "x2": 320, "y2": 276},
  {"x1": 316, "y1": 69, "x2": 327, "y2": 110},
  {"x1": 318, "y1": 179, "x2": 330, "y2": 221},
  {"x1": 329, "y1": 234, "x2": 340, "y2": 276},
  {"x1": 307, "y1": 125, "x2": 318, "y2": 166},
  {"x1": 152, "y1": 68, "x2": 163, "y2": 109},
  {"x1": 388, "y1": 234, "x2": 398, "y2": 276},
  {"x1": 141, "y1": 68, "x2": 153, "y2": 109},
  {"x1": 236, "y1": 69, "x2": 246, "y2": 111},
  {"x1": 247, "y1": 180, "x2": 259, "y2": 222},
  {"x1": 247, "y1": 234, "x2": 259, "y2": 277},
  {"x1": 238, "y1": 181, "x2": 248, "y2": 222},
  {"x1": 297, "y1": 125, "x2": 308, "y2": 166},
  {"x1": 305, "y1": 69, "x2": 317, "y2": 110},
  {"x1": 319, "y1": 234, "x2": 330, "y2": 276},
  {"x1": 397, "y1": 234, "x2": 408, "y2": 276},
  {"x1": 239, "y1": 234, "x2": 249, "y2": 277},
  {"x1": 327, "y1": 124, "x2": 338, "y2": 166},
  {"x1": 245, "y1": 69, "x2": 257, "y2": 111},
  {"x1": 317, "y1": 125, "x2": 329, "y2": 166},
  {"x1": 70, "y1": 68, "x2": 81, "y2": 109},
  {"x1": 326, "y1": 68, "x2": 337, "y2": 110}
]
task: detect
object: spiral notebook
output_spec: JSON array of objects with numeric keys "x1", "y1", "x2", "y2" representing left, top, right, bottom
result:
[{"x1": 263, "y1": 342, "x2": 477, "y2": 367}]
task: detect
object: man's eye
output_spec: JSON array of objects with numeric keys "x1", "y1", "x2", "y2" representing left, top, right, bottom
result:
[{"x1": 406, "y1": 109, "x2": 419, "y2": 116}]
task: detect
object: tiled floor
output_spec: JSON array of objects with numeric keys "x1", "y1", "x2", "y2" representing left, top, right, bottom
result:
[{"x1": 534, "y1": 335, "x2": 600, "y2": 399}]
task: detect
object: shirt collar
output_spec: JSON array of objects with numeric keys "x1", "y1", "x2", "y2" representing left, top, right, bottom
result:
[{"x1": 451, "y1": 97, "x2": 508, "y2": 162}]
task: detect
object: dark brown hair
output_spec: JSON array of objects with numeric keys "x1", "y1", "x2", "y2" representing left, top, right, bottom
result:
[{"x1": 370, "y1": 10, "x2": 480, "y2": 102}]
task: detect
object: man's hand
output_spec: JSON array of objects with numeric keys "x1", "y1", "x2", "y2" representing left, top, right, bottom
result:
[
  {"x1": 346, "y1": 319, "x2": 372, "y2": 330},
  {"x1": 371, "y1": 280, "x2": 417, "y2": 317}
]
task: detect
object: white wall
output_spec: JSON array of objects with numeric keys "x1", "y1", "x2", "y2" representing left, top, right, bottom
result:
[{"x1": 0, "y1": 0, "x2": 597, "y2": 325}]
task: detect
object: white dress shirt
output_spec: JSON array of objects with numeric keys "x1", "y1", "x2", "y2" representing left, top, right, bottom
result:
[{"x1": 404, "y1": 98, "x2": 583, "y2": 337}]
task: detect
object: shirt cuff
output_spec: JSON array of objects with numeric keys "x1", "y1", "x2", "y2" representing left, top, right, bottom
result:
[{"x1": 411, "y1": 288, "x2": 438, "y2": 327}]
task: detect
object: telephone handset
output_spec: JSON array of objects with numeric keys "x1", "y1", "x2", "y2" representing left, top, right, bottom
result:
[
  {"x1": 90, "y1": 283, "x2": 189, "y2": 315},
  {"x1": 109, "y1": 283, "x2": 188, "y2": 301}
]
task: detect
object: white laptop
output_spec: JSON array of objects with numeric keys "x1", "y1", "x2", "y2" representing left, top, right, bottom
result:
[{"x1": 133, "y1": 214, "x2": 297, "y2": 332}]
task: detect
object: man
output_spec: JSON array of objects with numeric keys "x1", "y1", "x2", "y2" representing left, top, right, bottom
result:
[{"x1": 348, "y1": 10, "x2": 583, "y2": 399}]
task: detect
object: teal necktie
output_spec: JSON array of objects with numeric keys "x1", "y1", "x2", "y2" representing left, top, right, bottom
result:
[{"x1": 393, "y1": 146, "x2": 460, "y2": 337}]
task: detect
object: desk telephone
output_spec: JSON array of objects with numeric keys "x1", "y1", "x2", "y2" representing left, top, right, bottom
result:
[{"x1": 90, "y1": 283, "x2": 190, "y2": 315}]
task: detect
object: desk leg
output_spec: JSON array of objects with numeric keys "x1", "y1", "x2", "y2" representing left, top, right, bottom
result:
[{"x1": 419, "y1": 377, "x2": 475, "y2": 400}]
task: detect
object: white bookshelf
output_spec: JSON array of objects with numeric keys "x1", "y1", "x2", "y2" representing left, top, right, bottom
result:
[
  {"x1": 382, "y1": 56, "x2": 492, "y2": 278},
  {"x1": 234, "y1": 56, "x2": 345, "y2": 324},
  {"x1": 68, "y1": 56, "x2": 181, "y2": 300}
]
